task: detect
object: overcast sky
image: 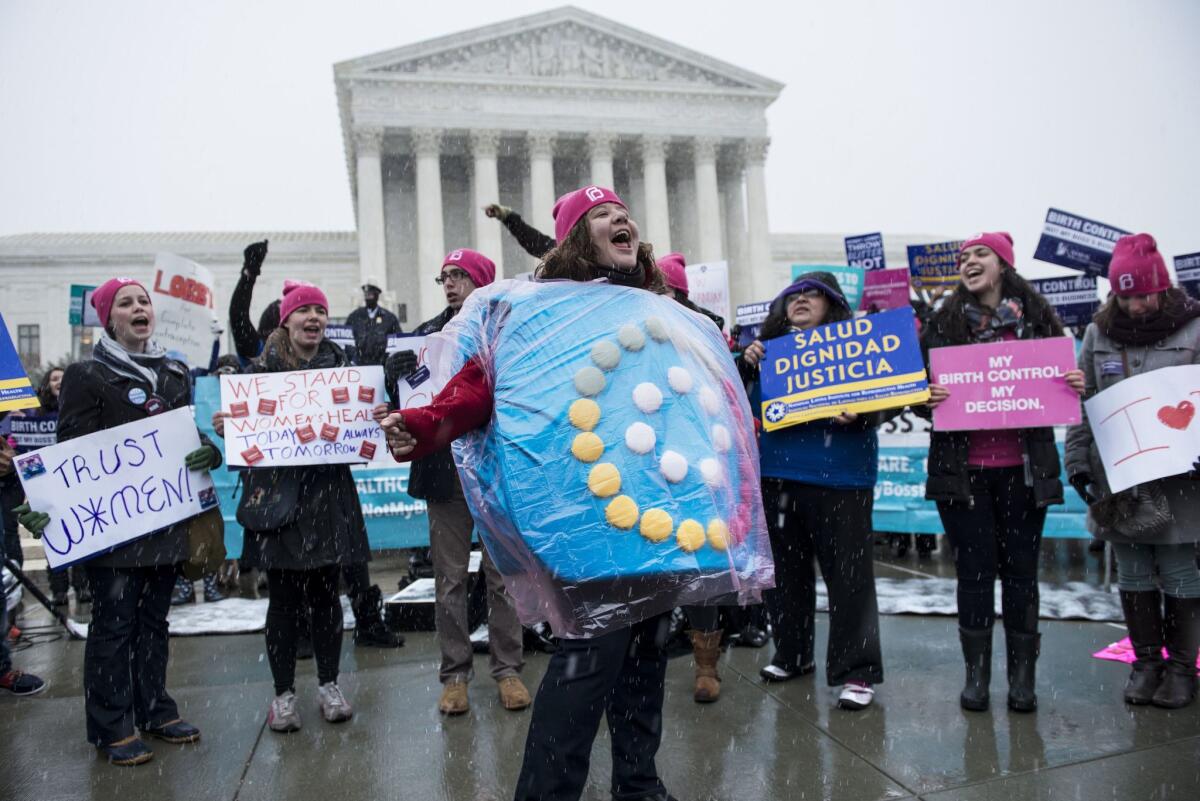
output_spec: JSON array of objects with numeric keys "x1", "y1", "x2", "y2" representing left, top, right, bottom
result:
[{"x1": 2, "y1": 0, "x2": 1197, "y2": 268}]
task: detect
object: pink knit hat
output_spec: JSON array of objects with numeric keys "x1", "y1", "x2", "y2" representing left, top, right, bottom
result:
[
  {"x1": 91, "y1": 277, "x2": 150, "y2": 328},
  {"x1": 279, "y1": 279, "x2": 329, "y2": 324},
  {"x1": 1109, "y1": 233, "x2": 1170, "y2": 297},
  {"x1": 551, "y1": 185, "x2": 627, "y2": 244},
  {"x1": 658, "y1": 252, "x2": 689, "y2": 297},
  {"x1": 442, "y1": 248, "x2": 496, "y2": 288},
  {"x1": 960, "y1": 232, "x2": 1016, "y2": 268}
]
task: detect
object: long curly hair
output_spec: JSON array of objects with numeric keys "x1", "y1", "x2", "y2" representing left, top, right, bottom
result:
[
  {"x1": 927, "y1": 263, "x2": 1064, "y2": 344},
  {"x1": 535, "y1": 217, "x2": 667, "y2": 294}
]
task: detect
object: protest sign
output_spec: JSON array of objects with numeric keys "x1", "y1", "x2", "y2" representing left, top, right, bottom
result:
[
  {"x1": 0, "y1": 314, "x2": 39, "y2": 413},
  {"x1": 151, "y1": 252, "x2": 218, "y2": 368},
  {"x1": 7, "y1": 414, "x2": 58, "y2": 451},
  {"x1": 907, "y1": 241, "x2": 964, "y2": 289},
  {"x1": 1175, "y1": 253, "x2": 1200, "y2": 300},
  {"x1": 735, "y1": 301, "x2": 772, "y2": 348},
  {"x1": 69, "y1": 285, "x2": 100, "y2": 327},
  {"x1": 1033, "y1": 208, "x2": 1130, "y2": 277},
  {"x1": 859, "y1": 268, "x2": 912, "y2": 312},
  {"x1": 685, "y1": 261, "x2": 730, "y2": 328},
  {"x1": 845, "y1": 232, "x2": 886, "y2": 271},
  {"x1": 792, "y1": 264, "x2": 864, "y2": 309},
  {"x1": 388, "y1": 335, "x2": 449, "y2": 409},
  {"x1": 1084, "y1": 365, "x2": 1200, "y2": 493},
  {"x1": 325, "y1": 324, "x2": 355, "y2": 351},
  {"x1": 219, "y1": 365, "x2": 388, "y2": 467},
  {"x1": 1030, "y1": 274, "x2": 1101, "y2": 327},
  {"x1": 930, "y1": 337, "x2": 1080, "y2": 431},
  {"x1": 15, "y1": 407, "x2": 217, "y2": 570},
  {"x1": 760, "y1": 307, "x2": 929, "y2": 430}
]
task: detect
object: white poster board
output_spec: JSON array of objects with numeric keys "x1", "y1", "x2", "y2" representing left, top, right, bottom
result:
[
  {"x1": 389, "y1": 335, "x2": 449, "y2": 409},
  {"x1": 685, "y1": 261, "x2": 730, "y2": 330},
  {"x1": 151, "y1": 252, "x2": 218, "y2": 369},
  {"x1": 1084, "y1": 365, "x2": 1200, "y2": 493},
  {"x1": 15, "y1": 407, "x2": 217, "y2": 570},
  {"x1": 219, "y1": 365, "x2": 388, "y2": 467}
]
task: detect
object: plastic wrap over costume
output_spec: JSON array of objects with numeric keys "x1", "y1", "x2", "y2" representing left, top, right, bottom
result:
[{"x1": 429, "y1": 279, "x2": 773, "y2": 638}]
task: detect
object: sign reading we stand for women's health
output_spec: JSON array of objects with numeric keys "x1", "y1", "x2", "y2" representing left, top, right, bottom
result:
[{"x1": 219, "y1": 366, "x2": 388, "y2": 468}]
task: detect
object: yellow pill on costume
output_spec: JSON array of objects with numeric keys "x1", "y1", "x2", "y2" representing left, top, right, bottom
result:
[
  {"x1": 571, "y1": 432, "x2": 604, "y2": 463},
  {"x1": 587, "y1": 463, "x2": 621, "y2": 498},
  {"x1": 707, "y1": 519, "x2": 730, "y2": 551},
  {"x1": 605, "y1": 495, "x2": 639, "y2": 529},
  {"x1": 676, "y1": 519, "x2": 705, "y2": 552},
  {"x1": 640, "y1": 508, "x2": 673, "y2": 543},
  {"x1": 569, "y1": 398, "x2": 601, "y2": 431}
]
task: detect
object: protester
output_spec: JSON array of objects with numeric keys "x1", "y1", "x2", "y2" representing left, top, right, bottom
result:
[
  {"x1": 483, "y1": 203, "x2": 555, "y2": 258},
  {"x1": 16, "y1": 277, "x2": 219, "y2": 765},
  {"x1": 920, "y1": 232, "x2": 1085, "y2": 713},
  {"x1": 213, "y1": 280, "x2": 367, "y2": 732},
  {"x1": 1065, "y1": 233, "x2": 1200, "y2": 709},
  {"x1": 740, "y1": 271, "x2": 886, "y2": 710},
  {"x1": 346, "y1": 278, "x2": 402, "y2": 366},
  {"x1": 379, "y1": 248, "x2": 530, "y2": 716}
]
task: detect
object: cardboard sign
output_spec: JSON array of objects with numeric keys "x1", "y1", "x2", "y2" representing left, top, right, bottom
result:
[
  {"x1": 220, "y1": 365, "x2": 388, "y2": 467},
  {"x1": 0, "y1": 313, "x2": 39, "y2": 413},
  {"x1": 1033, "y1": 208, "x2": 1130, "y2": 277},
  {"x1": 859, "y1": 268, "x2": 912, "y2": 312},
  {"x1": 1030, "y1": 275, "x2": 1101, "y2": 327},
  {"x1": 930, "y1": 337, "x2": 1080, "y2": 431},
  {"x1": 845, "y1": 232, "x2": 886, "y2": 271},
  {"x1": 7, "y1": 414, "x2": 57, "y2": 452},
  {"x1": 15, "y1": 407, "x2": 217, "y2": 570},
  {"x1": 1085, "y1": 365, "x2": 1200, "y2": 493},
  {"x1": 151, "y1": 252, "x2": 218, "y2": 368},
  {"x1": 907, "y1": 241, "x2": 964, "y2": 289},
  {"x1": 792, "y1": 264, "x2": 864, "y2": 309},
  {"x1": 735, "y1": 301, "x2": 772, "y2": 348},
  {"x1": 760, "y1": 307, "x2": 930, "y2": 430},
  {"x1": 685, "y1": 261, "x2": 730, "y2": 329},
  {"x1": 1175, "y1": 253, "x2": 1200, "y2": 300}
]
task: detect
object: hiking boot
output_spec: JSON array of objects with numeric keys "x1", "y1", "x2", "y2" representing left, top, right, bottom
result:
[
  {"x1": 318, "y1": 682, "x2": 354, "y2": 723},
  {"x1": 439, "y1": 679, "x2": 469, "y2": 715},
  {"x1": 497, "y1": 676, "x2": 532, "y2": 711},
  {"x1": 690, "y1": 629, "x2": 723, "y2": 703},
  {"x1": 267, "y1": 690, "x2": 302, "y2": 732}
]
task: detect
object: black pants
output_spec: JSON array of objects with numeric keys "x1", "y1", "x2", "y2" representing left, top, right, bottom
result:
[
  {"x1": 936, "y1": 466, "x2": 1045, "y2": 633},
  {"x1": 84, "y1": 565, "x2": 179, "y2": 745},
  {"x1": 266, "y1": 565, "x2": 342, "y2": 694},
  {"x1": 681, "y1": 605, "x2": 719, "y2": 632},
  {"x1": 49, "y1": 565, "x2": 88, "y2": 596},
  {"x1": 513, "y1": 613, "x2": 670, "y2": 801},
  {"x1": 762, "y1": 479, "x2": 884, "y2": 685},
  {"x1": 1, "y1": 478, "x2": 22, "y2": 569}
]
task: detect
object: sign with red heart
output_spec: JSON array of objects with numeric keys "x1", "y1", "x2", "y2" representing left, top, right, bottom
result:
[{"x1": 1157, "y1": 401, "x2": 1195, "y2": 430}]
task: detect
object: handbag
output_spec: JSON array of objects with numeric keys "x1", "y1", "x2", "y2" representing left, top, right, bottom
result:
[
  {"x1": 235, "y1": 468, "x2": 303, "y2": 531},
  {"x1": 182, "y1": 506, "x2": 226, "y2": 581},
  {"x1": 1087, "y1": 444, "x2": 1172, "y2": 539}
]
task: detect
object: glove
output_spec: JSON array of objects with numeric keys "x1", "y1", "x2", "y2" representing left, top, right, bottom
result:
[
  {"x1": 184, "y1": 445, "x2": 219, "y2": 472},
  {"x1": 1069, "y1": 473, "x2": 1095, "y2": 506},
  {"x1": 243, "y1": 239, "x2": 269, "y2": 277},
  {"x1": 1190, "y1": 458, "x2": 1200, "y2": 480},
  {"x1": 12, "y1": 503, "x2": 50, "y2": 539},
  {"x1": 483, "y1": 203, "x2": 512, "y2": 222},
  {"x1": 385, "y1": 350, "x2": 419, "y2": 388}
]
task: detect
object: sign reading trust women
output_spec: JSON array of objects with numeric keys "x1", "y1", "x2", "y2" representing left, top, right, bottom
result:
[
  {"x1": 760, "y1": 307, "x2": 929, "y2": 430},
  {"x1": 930, "y1": 337, "x2": 1080, "y2": 431},
  {"x1": 219, "y1": 366, "x2": 388, "y2": 467}
]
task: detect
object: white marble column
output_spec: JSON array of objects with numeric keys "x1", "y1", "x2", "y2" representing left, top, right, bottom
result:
[
  {"x1": 354, "y1": 126, "x2": 387, "y2": 290},
  {"x1": 527, "y1": 132, "x2": 557, "y2": 236},
  {"x1": 640, "y1": 135, "x2": 671, "y2": 254},
  {"x1": 720, "y1": 157, "x2": 749, "y2": 303},
  {"x1": 470, "y1": 129, "x2": 504, "y2": 274},
  {"x1": 743, "y1": 138, "x2": 772, "y2": 304},
  {"x1": 587, "y1": 132, "x2": 616, "y2": 189},
  {"x1": 693, "y1": 137, "x2": 723, "y2": 264},
  {"x1": 414, "y1": 128, "x2": 446, "y2": 322}
]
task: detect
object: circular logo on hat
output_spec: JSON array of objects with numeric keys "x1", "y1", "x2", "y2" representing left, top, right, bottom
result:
[
  {"x1": 127, "y1": 387, "x2": 147, "y2": 406},
  {"x1": 447, "y1": 250, "x2": 463, "y2": 261},
  {"x1": 1118, "y1": 274, "x2": 1135, "y2": 291},
  {"x1": 585, "y1": 186, "x2": 604, "y2": 201}
]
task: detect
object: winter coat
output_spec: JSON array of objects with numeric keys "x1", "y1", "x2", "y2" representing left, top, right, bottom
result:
[
  {"x1": 241, "y1": 338, "x2": 371, "y2": 570},
  {"x1": 347, "y1": 305, "x2": 402, "y2": 367},
  {"x1": 1065, "y1": 317, "x2": 1200, "y2": 544},
  {"x1": 405, "y1": 307, "x2": 462, "y2": 502},
  {"x1": 502, "y1": 211, "x2": 555, "y2": 259},
  {"x1": 56, "y1": 357, "x2": 221, "y2": 568}
]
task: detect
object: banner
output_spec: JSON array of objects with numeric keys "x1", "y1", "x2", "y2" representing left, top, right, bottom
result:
[
  {"x1": 151, "y1": 252, "x2": 218, "y2": 368},
  {"x1": 930, "y1": 337, "x2": 1081, "y2": 431},
  {"x1": 907, "y1": 241, "x2": 964, "y2": 289},
  {"x1": 859, "y1": 268, "x2": 912, "y2": 312},
  {"x1": 685, "y1": 261, "x2": 731, "y2": 329},
  {"x1": 6, "y1": 414, "x2": 58, "y2": 451},
  {"x1": 1084, "y1": 364, "x2": 1200, "y2": 494},
  {"x1": 325, "y1": 324, "x2": 355, "y2": 351},
  {"x1": 0, "y1": 313, "x2": 39, "y2": 413},
  {"x1": 1175, "y1": 253, "x2": 1200, "y2": 300},
  {"x1": 387, "y1": 335, "x2": 449, "y2": 409},
  {"x1": 792, "y1": 264, "x2": 864, "y2": 309},
  {"x1": 1033, "y1": 208, "x2": 1130, "y2": 277},
  {"x1": 68, "y1": 284, "x2": 100, "y2": 327},
  {"x1": 845, "y1": 232, "x2": 886, "y2": 271},
  {"x1": 1030, "y1": 274, "x2": 1101, "y2": 327},
  {"x1": 219, "y1": 365, "x2": 388, "y2": 467},
  {"x1": 760, "y1": 307, "x2": 930, "y2": 430},
  {"x1": 15, "y1": 407, "x2": 217, "y2": 570},
  {"x1": 735, "y1": 301, "x2": 772, "y2": 349}
]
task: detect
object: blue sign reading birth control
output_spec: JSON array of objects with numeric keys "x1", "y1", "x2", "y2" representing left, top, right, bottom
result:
[
  {"x1": 1033, "y1": 208, "x2": 1130, "y2": 277},
  {"x1": 1175, "y1": 253, "x2": 1200, "y2": 300},
  {"x1": 845, "y1": 232, "x2": 886, "y2": 271},
  {"x1": 1030, "y1": 274, "x2": 1100, "y2": 328}
]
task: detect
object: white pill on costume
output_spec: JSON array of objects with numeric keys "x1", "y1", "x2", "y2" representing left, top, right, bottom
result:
[
  {"x1": 618, "y1": 324, "x2": 646, "y2": 351},
  {"x1": 699, "y1": 458, "x2": 723, "y2": 487},
  {"x1": 574, "y1": 366, "x2": 606, "y2": 397},
  {"x1": 590, "y1": 340, "x2": 621, "y2": 370},
  {"x1": 667, "y1": 367, "x2": 694, "y2": 394},
  {"x1": 699, "y1": 386, "x2": 720, "y2": 416},
  {"x1": 660, "y1": 450, "x2": 688, "y2": 483},
  {"x1": 712, "y1": 424, "x2": 732, "y2": 452},
  {"x1": 645, "y1": 317, "x2": 670, "y2": 342},
  {"x1": 625, "y1": 422, "x2": 656, "y2": 454},
  {"x1": 632, "y1": 382, "x2": 663, "y2": 413}
]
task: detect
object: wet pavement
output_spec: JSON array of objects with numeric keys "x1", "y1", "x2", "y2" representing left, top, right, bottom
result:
[{"x1": 2, "y1": 544, "x2": 1198, "y2": 800}]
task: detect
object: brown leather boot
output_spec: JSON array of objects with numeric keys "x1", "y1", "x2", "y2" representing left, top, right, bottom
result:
[
  {"x1": 438, "y1": 679, "x2": 469, "y2": 715},
  {"x1": 497, "y1": 676, "x2": 532, "y2": 711},
  {"x1": 690, "y1": 630, "x2": 723, "y2": 703}
]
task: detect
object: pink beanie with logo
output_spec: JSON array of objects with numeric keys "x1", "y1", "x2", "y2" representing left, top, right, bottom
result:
[
  {"x1": 279, "y1": 279, "x2": 329, "y2": 324},
  {"x1": 960, "y1": 232, "x2": 1016, "y2": 268},
  {"x1": 551, "y1": 185, "x2": 627, "y2": 244},
  {"x1": 657, "y1": 252, "x2": 689, "y2": 297},
  {"x1": 91, "y1": 277, "x2": 150, "y2": 328},
  {"x1": 1108, "y1": 233, "x2": 1170, "y2": 297},
  {"x1": 442, "y1": 248, "x2": 496, "y2": 288}
]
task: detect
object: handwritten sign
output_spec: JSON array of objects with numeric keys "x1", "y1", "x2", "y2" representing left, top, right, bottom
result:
[
  {"x1": 1085, "y1": 365, "x2": 1200, "y2": 493},
  {"x1": 15, "y1": 407, "x2": 217, "y2": 570},
  {"x1": 845, "y1": 232, "x2": 886, "y2": 271},
  {"x1": 685, "y1": 260, "x2": 731, "y2": 330},
  {"x1": 930, "y1": 337, "x2": 1080, "y2": 431},
  {"x1": 859, "y1": 268, "x2": 912, "y2": 312},
  {"x1": 151, "y1": 252, "x2": 218, "y2": 368},
  {"x1": 386, "y1": 335, "x2": 448, "y2": 410},
  {"x1": 907, "y1": 241, "x2": 964, "y2": 289},
  {"x1": 760, "y1": 307, "x2": 930, "y2": 430},
  {"x1": 0, "y1": 312, "x2": 39, "y2": 413},
  {"x1": 1033, "y1": 208, "x2": 1130, "y2": 277},
  {"x1": 220, "y1": 366, "x2": 388, "y2": 467}
]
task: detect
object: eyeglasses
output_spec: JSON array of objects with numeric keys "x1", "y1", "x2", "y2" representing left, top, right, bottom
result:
[
  {"x1": 435, "y1": 269, "x2": 472, "y2": 286},
  {"x1": 785, "y1": 289, "x2": 825, "y2": 304}
]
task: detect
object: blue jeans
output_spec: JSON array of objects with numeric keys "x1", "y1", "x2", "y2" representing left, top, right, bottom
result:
[{"x1": 1113, "y1": 542, "x2": 1200, "y2": 598}]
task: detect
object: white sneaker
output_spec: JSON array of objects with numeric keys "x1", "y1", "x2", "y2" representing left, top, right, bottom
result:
[
  {"x1": 318, "y1": 682, "x2": 354, "y2": 723},
  {"x1": 837, "y1": 681, "x2": 875, "y2": 710},
  {"x1": 268, "y1": 691, "x2": 302, "y2": 732}
]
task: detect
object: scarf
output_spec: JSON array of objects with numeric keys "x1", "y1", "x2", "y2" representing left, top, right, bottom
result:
[
  {"x1": 259, "y1": 335, "x2": 345, "y2": 373},
  {"x1": 1100, "y1": 299, "x2": 1200, "y2": 346},
  {"x1": 93, "y1": 331, "x2": 168, "y2": 387},
  {"x1": 964, "y1": 296, "x2": 1025, "y2": 343}
]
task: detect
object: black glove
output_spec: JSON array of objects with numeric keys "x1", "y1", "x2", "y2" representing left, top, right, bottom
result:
[
  {"x1": 386, "y1": 350, "x2": 419, "y2": 388},
  {"x1": 243, "y1": 239, "x2": 269, "y2": 277},
  {"x1": 1189, "y1": 458, "x2": 1200, "y2": 480},
  {"x1": 1069, "y1": 473, "x2": 1095, "y2": 506}
]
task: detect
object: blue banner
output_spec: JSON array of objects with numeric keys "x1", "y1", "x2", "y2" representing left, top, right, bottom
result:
[
  {"x1": 1030, "y1": 274, "x2": 1101, "y2": 327},
  {"x1": 0, "y1": 312, "x2": 39, "y2": 413},
  {"x1": 1175, "y1": 252, "x2": 1200, "y2": 300},
  {"x1": 845, "y1": 232, "x2": 886, "y2": 271},
  {"x1": 1033, "y1": 208, "x2": 1130, "y2": 277},
  {"x1": 734, "y1": 301, "x2": 771, "y2": 349},
  {"x1": 907, "y1": 241, "x2": 964, "y2": 288}
]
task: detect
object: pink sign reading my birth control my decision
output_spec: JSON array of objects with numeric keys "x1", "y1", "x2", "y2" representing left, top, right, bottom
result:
[{"x1": 930, "y1": 336, "x2": 1080, "y2": 431}]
